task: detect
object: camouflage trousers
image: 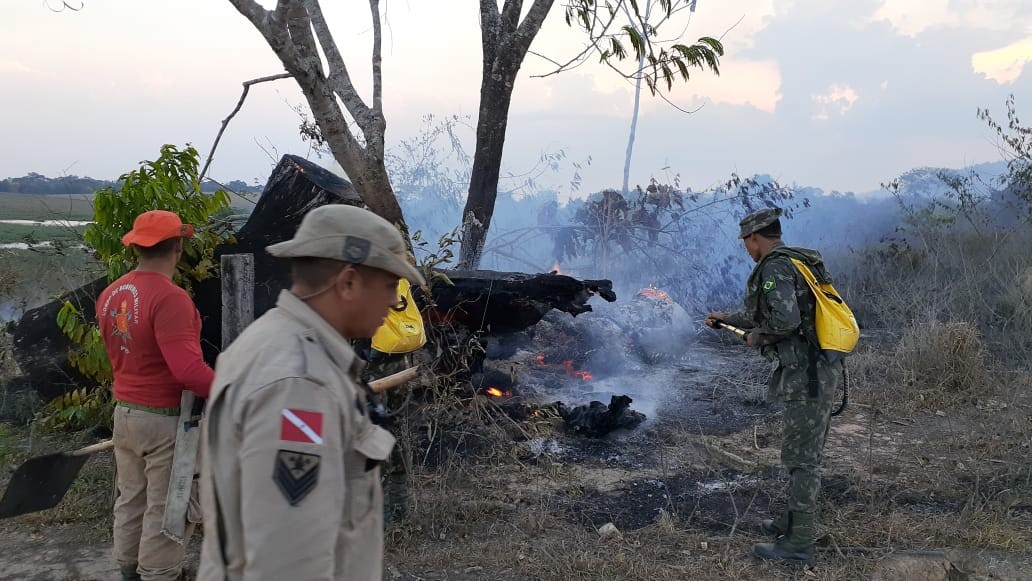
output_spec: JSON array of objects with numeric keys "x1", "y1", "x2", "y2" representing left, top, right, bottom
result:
[{"x1": 776, "y1": 359, "x2": 842, "y2": 513}]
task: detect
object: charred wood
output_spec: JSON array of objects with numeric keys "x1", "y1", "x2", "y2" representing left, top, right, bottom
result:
[
  {"x1": 559, "y1": 395, "x2": 646, "y2": 437},
  {"x1": 421, "y1": 270, "x2": 616, "y2": 334}
]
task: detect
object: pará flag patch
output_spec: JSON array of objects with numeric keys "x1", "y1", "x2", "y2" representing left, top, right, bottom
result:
[
  {"x1": 280, "y1": 409, "x2": 323, "y2": 445},
  {"x1": 273, "y1": 450, "x2": 320, "y2": 506},
  {"x1": 762, "y1": 277, "x2": 776, "y2": 293}
]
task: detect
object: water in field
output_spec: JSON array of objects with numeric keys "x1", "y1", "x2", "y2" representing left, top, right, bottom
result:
[{"x1": 0, "y1": 219, "x2": 92, "y2": 227}]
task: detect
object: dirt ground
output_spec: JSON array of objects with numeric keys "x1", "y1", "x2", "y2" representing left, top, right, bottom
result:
[{"x1": 1, "y1": 340, "x2": 1030, "y2": 580}]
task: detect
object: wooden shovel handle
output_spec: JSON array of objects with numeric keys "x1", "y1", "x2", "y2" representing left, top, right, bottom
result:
[
  {"x1": 715, "y1": 321, "x2": 747, "y2": 338},
  {"x1": 368, "y1": 365, "x2": 420, "y2": 394},
  {"x1": 69, "y1": 440, "x2": 115, "y2": 457}
]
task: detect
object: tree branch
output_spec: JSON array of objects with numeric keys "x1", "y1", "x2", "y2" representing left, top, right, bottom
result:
[
  {"x1": 370, "y1": 0, "x2": 383, "y2": 114},
  {"x1": 530, "y1": 5, "x2": 620, "y2": 78},
  {"x1": 513, "y1": 0, "x2": 555, "y2": 53},
  {"x1": 200, "y1": 73, "x2": 293, "y2": 182},
  {"x1": 227, "y1": 0, "x2": 272, "y2": 36},
  {"x1": 479, "y1": 0, "x2": 501, "y2": 64},
  {"x1": 303, "y1": 0, "x2": 374, "y2": 127},
  {"x1": 499, "y1": 0, "x2": 524, "y2": 37}
]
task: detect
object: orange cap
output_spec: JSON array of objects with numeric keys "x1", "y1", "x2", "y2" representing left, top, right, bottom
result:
[{"x1": 121, "y1": 210, "x2": 195, "y2": 248}]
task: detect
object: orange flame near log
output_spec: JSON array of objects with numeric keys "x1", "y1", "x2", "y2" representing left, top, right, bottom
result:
[
  {"x1": 536, "y1": 354, "x2": 593, "y2": 380},
  {"x1": 486, "y1": 387, "x2": 504, "y2": 397},
  {"x1": 637, "y1": 284, "x2": 672, "y2": 302}
]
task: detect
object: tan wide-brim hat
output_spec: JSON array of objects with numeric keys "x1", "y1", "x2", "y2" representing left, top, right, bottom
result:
[{"x1": 266, "y1": 204, "x2": 426, "y2": 286}]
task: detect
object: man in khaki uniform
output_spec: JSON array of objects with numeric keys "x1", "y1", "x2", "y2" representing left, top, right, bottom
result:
[{"x1": 197, "y1": 204, "x2": 425, "y2": 581}]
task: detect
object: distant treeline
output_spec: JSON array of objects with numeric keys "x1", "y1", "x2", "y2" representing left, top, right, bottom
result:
[{"x1": 0, "y1": 172, "x2": 261, "y2": 195}]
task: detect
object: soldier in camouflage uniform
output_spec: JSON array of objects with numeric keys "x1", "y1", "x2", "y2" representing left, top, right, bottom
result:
[{"x1": 705, "y1": 208, "x2": 842, "y2": 565}]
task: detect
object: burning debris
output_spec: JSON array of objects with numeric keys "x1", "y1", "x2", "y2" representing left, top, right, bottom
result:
[{"x1": 558, "y1": 395, "x2": 646, "y2": 437}]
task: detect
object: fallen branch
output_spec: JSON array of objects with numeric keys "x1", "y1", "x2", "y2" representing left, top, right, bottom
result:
[{"x1": 702, "y1": 438, "x2": 755, "y2": 471}]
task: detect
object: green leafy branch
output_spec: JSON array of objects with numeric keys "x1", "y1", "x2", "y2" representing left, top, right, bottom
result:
[{"x1": 46, "y1": 144, "x2": 234, "y2": 431}]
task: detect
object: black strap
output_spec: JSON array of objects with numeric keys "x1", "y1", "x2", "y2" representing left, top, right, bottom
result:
[{"x1": 831, "y1": 363, "x2": 849, "y2": 417}]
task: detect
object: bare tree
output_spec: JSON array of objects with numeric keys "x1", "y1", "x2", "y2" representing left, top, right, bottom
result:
[
  {"x1": 459, "y1": 0, "x2": 556, "y2": 269},
  {"x1": 228, "y1": 0, "x2": 406, "y2": 228}
]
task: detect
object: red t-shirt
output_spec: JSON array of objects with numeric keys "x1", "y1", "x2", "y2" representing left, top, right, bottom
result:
[{"x1": 97, "y1": 271, "x2": 214, "y2": 407}]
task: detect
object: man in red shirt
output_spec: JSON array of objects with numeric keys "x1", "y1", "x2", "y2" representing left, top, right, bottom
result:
[{"x1": 97, "y1": 210, "x2": 215, "y2": 581}]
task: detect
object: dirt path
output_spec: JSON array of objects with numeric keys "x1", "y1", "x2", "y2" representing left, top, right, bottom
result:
[{"x1": 0, "y1": 525, "x2": 118, "y2": 581}]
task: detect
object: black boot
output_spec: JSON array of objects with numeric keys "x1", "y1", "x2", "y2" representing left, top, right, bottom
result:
[
  {"x1": 752, "y1": 511, "x2": 815, "y2": 565},
  {"x1": 760, "y1": 511, "x2": 789, "y2": 537},
  {"x1": 119, "y1": 563, "x2": 142, "y2": 581}
]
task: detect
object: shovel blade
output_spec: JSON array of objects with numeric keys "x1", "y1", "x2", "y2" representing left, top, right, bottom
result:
[{"x1": 0, "y1": 452, "x2": 91, "y2": 519}]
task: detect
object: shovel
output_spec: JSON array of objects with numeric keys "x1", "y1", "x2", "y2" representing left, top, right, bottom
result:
[{"x1": 0, "y1": 439, "x2": 114, "y2": 519}]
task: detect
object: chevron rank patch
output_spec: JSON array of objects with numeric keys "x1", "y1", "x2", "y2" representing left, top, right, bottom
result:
[
  {"x1": 273, "y1": 450, "x2": 320, "y2": 506},
  {"x1": 762, "y1": 277, "x2": 776, "y2": 293}
]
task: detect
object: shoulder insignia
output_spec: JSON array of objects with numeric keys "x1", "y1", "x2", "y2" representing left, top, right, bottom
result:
[
  {"x1": 280, "y1": 409, "x2": 324, "y2": 445},
  {"x1": 762, "y1": 277, "x2": 776, "y2": 293},
  {"x1": 274, "y1": 450, "x2": 320, "y2": 506}
]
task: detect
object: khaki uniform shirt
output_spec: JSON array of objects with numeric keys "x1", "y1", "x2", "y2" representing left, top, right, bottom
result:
[{"x1": 197, "y1": 291, "x2": 395, "y2": 581}]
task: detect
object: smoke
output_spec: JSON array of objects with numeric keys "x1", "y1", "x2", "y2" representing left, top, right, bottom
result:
[{"x1": 397, "y1": 156, "x2": 1023, "y2": 429}]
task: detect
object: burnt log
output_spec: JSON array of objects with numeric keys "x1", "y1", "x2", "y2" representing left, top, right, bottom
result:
[
  {"x1": 421, "y1": 270, "x2": 616, "y2": 334},
  {"x1": 10, "y1": 155, "x2": 361, "y2": 398},
  {"x1": 559, "y1": 395, "x2": 646, "y2": 437}
]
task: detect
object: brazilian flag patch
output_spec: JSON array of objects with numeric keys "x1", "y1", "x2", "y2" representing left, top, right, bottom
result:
[{"x1": 762, "y1": 277, "x2": 776, "y2": 293}]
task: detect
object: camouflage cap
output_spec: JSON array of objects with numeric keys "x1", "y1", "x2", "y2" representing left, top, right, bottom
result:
[{"x1": 739, "y1": 207, "x2": 783, "y2": 238}]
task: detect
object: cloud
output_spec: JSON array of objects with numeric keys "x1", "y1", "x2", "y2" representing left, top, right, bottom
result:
[
  {"x1": 972, "y1": 37, "x2": 1032, "y2": 84},
  {"x1": 812, "y1": 84, "x2": 859, "y2": 120},
  {"x1": 666, "y1": 58, "x2": 783, "y2": 114},
  {"x1": 869, "y1": 0, "x2": 1030, "y2": 37},
  {"x1": 0, "y1": 60, "x2": 33, "y2": 75}
]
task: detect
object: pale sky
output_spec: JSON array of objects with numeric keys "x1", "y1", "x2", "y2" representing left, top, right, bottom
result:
[{"x1": 1, "y1": 0, "x2": 1030, "y2": 197}]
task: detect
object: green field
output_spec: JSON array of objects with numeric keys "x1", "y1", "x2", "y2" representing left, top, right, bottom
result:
[
  {"x1": 0, "y1": 192, "x2": 95, "y2": 221},
  {"x1": 0, "y1": 222, "x2": 88, "y2": 245}
]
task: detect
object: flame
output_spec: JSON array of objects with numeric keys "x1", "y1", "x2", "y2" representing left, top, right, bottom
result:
[
  {"x1": 535, "y1": 354, "x2": 546, "y2": 365},
  {"x1": 563, "y1": 360, "x2": 593, "y2": 381},
  {"x1": 552, "y1": 262, "x2": 562, "y2": 275},
  {"x1": 486, "y1": 387, "x2": 504, "y2": 397},
  {"x1": 637, "y1": 284, "x2": 672, "y2": 302}
]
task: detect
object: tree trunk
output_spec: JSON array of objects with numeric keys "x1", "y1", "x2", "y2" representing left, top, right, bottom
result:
[
  {"x1": 459, "y1": 0, "x2": 556, "y2": 269},
  {"x1": 622, "y1": 52, "x2": 646, "y2": 196},
  {"x1": 227, "y1": 0, "x2": 406, "y2": 231},
  {"x1": 459, "y1": 67, "x2": 518, "y2": 269}
]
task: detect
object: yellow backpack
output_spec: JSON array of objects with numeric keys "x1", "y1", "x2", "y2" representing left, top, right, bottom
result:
[
  {"x1": 788, "y1": 258, "x2": 860, "y2": 358},
  {"x1": 371, "y1": 279, "x2": 426, "y2": 355}
]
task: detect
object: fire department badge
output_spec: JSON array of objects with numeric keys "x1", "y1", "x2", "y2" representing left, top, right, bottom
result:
[{"x1": 273, "y1": 450, "x2": 320, "y2": 506}]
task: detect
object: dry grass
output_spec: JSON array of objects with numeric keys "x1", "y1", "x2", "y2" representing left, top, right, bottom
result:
[{"x1": 894, "y1": 320, "x2": 987, "y2": 396}]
